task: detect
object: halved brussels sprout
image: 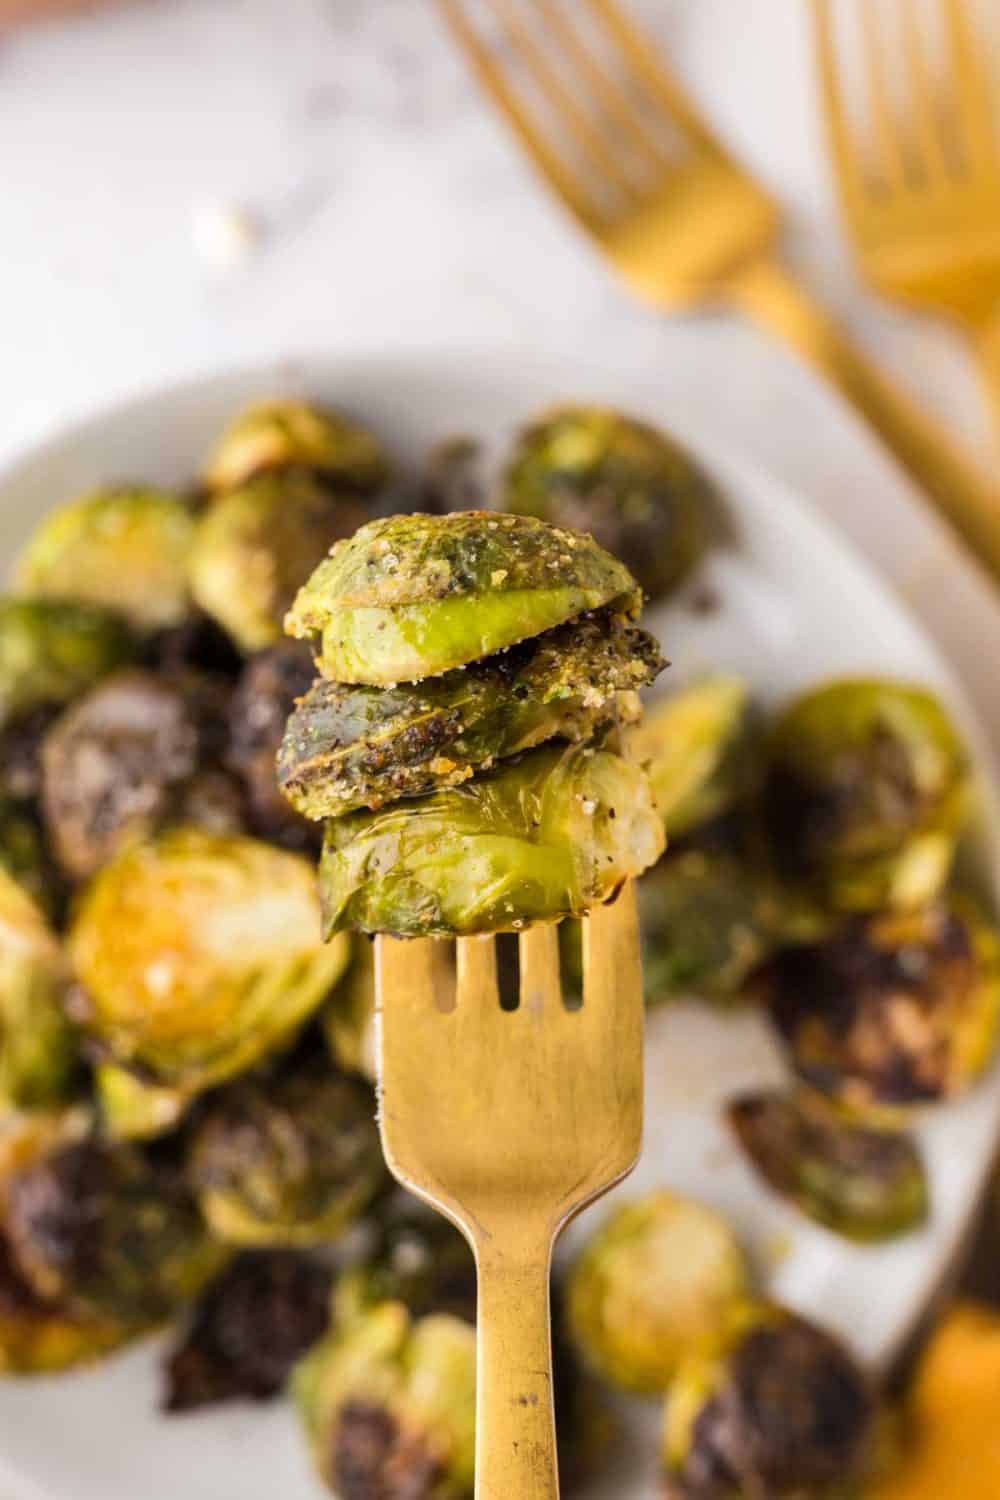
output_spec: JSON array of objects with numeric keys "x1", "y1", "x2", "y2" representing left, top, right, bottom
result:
[
  {"x1": 320, "y1": 739, "x2": 664, "y2": 938},
  {"x1": 226, "y1": 643, "x2": 318, "y2": 849},
  {"x1": 728, "y1": 1089, "x2": 929, "y2": 1243},
  {"x1": 69, "y1": 828, "x2": 352, "y2": 1093},
  {"x1": 323, "y1": 937, "x2": 377, "y2": 1082},
  {"x1": 567, "y1": 1190, "x2": 750, "y2": 1394},
  {"x1": 4, "y1": 1136, "x2": 224, "y2": 1325},
  {"x1": 333, "y1": 1189, "x2": 477, "y2": 1330},
  {"x1": 202, "y1": 400, "x2": 389, "y2": 495},
  {"x1": 281, "y1": 610, "x2": 663, "y2": 819},
  {"x1": 163, "y1": 1250, "x2": 335, "y2": 1411},
  {"x1": 0, "y1": 1235, "x2": 134, "y2": 1375},
  {"x1": 294, "y1": 1302, "x2": 477, "y2": 1498},
  {"x1": 0, "y1": 869, "x2": 77, "y2": 1111},
  {"x1": 764, "y1": 678, "x2": 968, "y2": 912},
  {"x1": 760, "y1": 899, "x2": 1000, "y2": 1118},
  {"x1": 630, "y1": 676, "x2": 756, "y2": 839},
  {"x1": 96, "y1": 1064, "x2": 194, "y2": 1143},
  {"x1": 189, "y1": 472, "x2": 369, "y2": 653},
  {"x1": 663, "y1": 1301, "x2": 874, "y2": 1500},
  {"x1": 503, "y1": 405, "x2": 711, "y2": 601},
  {"x1": 15, "y1": 489, "x2": 194, "y2": 631},
  {"x1": 189, "y1": 1052, "x2": 385, "y2": 1247},
  {"x1": 0, "y1": 598, "x2": 135, "y2": 729},
  {"x1": 286, "y1": 511, "x2": 642, "y2": 685}
]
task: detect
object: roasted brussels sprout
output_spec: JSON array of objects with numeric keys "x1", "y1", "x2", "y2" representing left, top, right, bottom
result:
[
  {"x1": 631, "y1": 676, "x2": 756, "y2": 839},
  {"x1": 189, "y1": 471, "x2": 369, "y2": 653},
  {"x1": 663, "y1": 1302, "x2": 874, "y2": 1500},
  {"x1": 96, "y1": 1064, "x2": 194, "y2": 1143},
  {"x1": 333, "y1": 1189, "x2": 477, "y2": 1329},
  {"x1": 0, "y1": 869, "x2": 77, "y2": 1111},
  {"x1": 4, "y1": 1136, "x2": 223, "y2": 1325},
  {"x1": 320, "y1": 738, "x2": 664, "y2": 938},
  {"x1": 760, "y1": 900, "x2": 1000, "y2": 1118},
  {"x1": 765, "y1": 678, "x2": 968, "y2": 912},
  {"x1": 15, "y1": 488, "x2": 194, "y2": 632},
  {"x1": 728, "y1": 1089, "x2": 929, "y2": 1243},
  {"x1": 226, "y1": 642, "x2": 318, "y2": 849},
  {"x1": 286, "y1": 511, "x2": 642, "y2": 686},
  {"x1": 202, "y1": 400, "x2": 389, "y2": 495},
  {"x1": 323, "y1": 938, "x2": 377, "y2": 1082},
  {"x1": 0, "y1": 598, "x2": 134, "y2": 729},
  {"x1": 281, "y1": 609, "x2": 663, "y2": 819},
  {"x1": 567, "y1": 1190, "x2": 750, "y2": 1394},
  {"x1": 294, "y1": 1302, "x2": 477, "y2": 1499},
  {"x1": 69, "y1": 828, "x2": 351, "y2": 1093},
  {"x1": 0, "y1": 703, "x2": 60, "y2": 803},
  {"x1": 163, "y1": 1250, "x2": 334, "y2": 1411},
  {"x1": 503, "y1": 405, "x2": 711, "y2": 600},
  {"x1": 189, "y1": 1053, "x2": 385, "y2": 1247},
  {"x1": 0, "y1": 1233, "x2": 133, "y2": 1375},
  {"x1": 0, "y1": 798, "x2": 61, "y2": 917}
]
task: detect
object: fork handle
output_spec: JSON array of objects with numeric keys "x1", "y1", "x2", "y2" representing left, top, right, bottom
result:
[
  {"x1": 474, "y1": 1237, "x2": 559, "y2": 1500},
  {"x1": 980, "y1": 319, "x2": 1000, "y2": 439},
  {"x1": 726, "y1": 257, "x2": 1000, "y2": 580}
]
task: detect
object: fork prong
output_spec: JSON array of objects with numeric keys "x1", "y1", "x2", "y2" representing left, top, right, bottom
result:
[
  {"x1": 898, "y1": 1, "x2": 952, "y2": 186},
  {"x1": 857, "y1": 1, "x2": 911, "y2": 194},
  {"x1": 518, "y1": 923, "x2": 562, "y2": 1015},
  {"x1": 375, "y1": 935, "x2": 444, "y2": 1015},
  {"x1": 456, "y1": 934, "x2": 499, "y2": 1008},
  {"x1": 435, "y1": 0, "x2": 605, "y2": 227},
  {"x1": 812, "y1": 0, "x2": 874, "y2": 222},
  {"x1": 943, "y1": 0, "x2": 1000, "y2": 180}
]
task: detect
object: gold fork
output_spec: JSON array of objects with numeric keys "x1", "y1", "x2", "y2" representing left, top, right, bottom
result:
[
  {"x1": 376, "y1": 886, "x2": 643, "y2": 1499},
  {"x1": 438, "y1": 0, "x2": 1000, "y2": 580},
  {"x1": 813, "y1": 0, "x2": 1000, "y2": 434}
]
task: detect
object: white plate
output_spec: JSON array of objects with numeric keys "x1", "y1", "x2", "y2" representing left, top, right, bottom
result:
[{"x1": 1, "y1": 349, "x2": 998, "y2": 1500}]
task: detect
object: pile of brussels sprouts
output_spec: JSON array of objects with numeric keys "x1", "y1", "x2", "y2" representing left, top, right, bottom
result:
[{"x1": 0, "y1": 393, "x2": 996, "y2": 1499}]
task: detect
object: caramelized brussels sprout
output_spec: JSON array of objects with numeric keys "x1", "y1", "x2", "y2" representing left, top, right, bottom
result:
[
  {"x1": 760, "y1": 900, "x2": 1000, "y2": 1118},
  {"x1": 15, "y1": 489, "x2": 194, "y2": 631},
  {"x1": 0, "y1": 869, "x2": 76, "y2": 1111},
  {"x1": 631, "y1": 676, "x2": 756, "y2": 838},
  {"x1": 323, "y1": 937, "x2": 377, "y2": 1082},
  {"x1": 163, "y1": 1250, "x2": 334, "y2": 1411},
  {"x1": 69, "y1": 828, "x2": 351, "y2": 1092},
  {"x1": 765, "y1": 679, "x2": 968, "y2": 912},
  {"x1": 226, "y1": 642, "x2": 318, "y2": 849},
  {"x1": 189, "y1": 472, "x2": 369, "y2": 653},
  {"x1": 0, "y1": 799, "x2": 61, "y2": 917},
  {"x1": 503, "y1": 405, "x2": 711, "y2": 600},
  {"x1": 567, "y1": 1190, "x2": 750, "y2": 1394},
  {"x1": 281, "y1": 610, "x2": 663, "y2": 819},
  {"x1": 294, "y1": 1302, "x2": 477, "y2": 1498},
  {"x1": 333, "y1": 1189, "x2": 477, "y2": 1329},
  {"x1": 96, "y1": 1064, "x2": 194, "y2": 1143},
  {"x1": 203, "y1": 400, "x2": 388, "y2": 495},
  {"x1": 4, "y1": 1136, "x2": 223, "y2": 1325},
  {"x1": 320, "y1": 739, "x2": 664, "y2": 938},
  {"x1": 0, "y1": 598, "x2": 134, "y2": 729},
  {"x1": 0, "y1": 703, "x2": 59, "y2": 803},
  {"x1": 728, "y1": 1089, "x2": 929, "y2": 1243},
  {"x1": 663, "y1": 1302, "x2": 874, "y2": 1500},
  {"x1": 0, "y1": 1234, "x2": 133, "y2": 1375},
  {"x1": 189, "y1": 1053, "x2": 385, "y2": 1247},
  {"x1": 286, "y1": 511, "x2": 642, "y2": 686}
]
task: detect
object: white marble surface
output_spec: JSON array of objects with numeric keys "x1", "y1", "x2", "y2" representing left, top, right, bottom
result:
[{"x1": 1, "y1": 0, "x2": 999, "y2": 734}]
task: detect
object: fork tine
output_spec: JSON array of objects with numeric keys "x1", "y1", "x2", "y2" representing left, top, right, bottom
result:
[
  {"x1": 456, "y1": 934, "x2": 499, "y2": 1008},
  {"x1": 898, "y1": 1, "x2": 952, "y2": 185},
  {"x1": 436, "y1": 0, "x2": 604, "y2": 227},
  {"x1": 942, "y1": 0, "x2": 1000, "y2": 179},
  {"x1": 857, "y1": 2, "x2": 911, "y2": 193},
  {"x1": 812, "y1": 0, "x2": 874, "y2": 222},
  {"x1": 375, "y1": 935, "x2": 442, "y2": 1017},
  {"x1": 518, "y1": 924, "x2": 562, "y2": 1014}
]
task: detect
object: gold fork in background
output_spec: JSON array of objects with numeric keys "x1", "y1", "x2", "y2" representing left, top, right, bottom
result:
[
  {"x1": 376, "y1": 887, "x2": 644, "y2": 1499},
  {"x1": 438, "y1": 0, "x2": 1000, "y2": 580},
  {"x1": 813, "y1": 0, "x2": 1000, "y2": 435}
]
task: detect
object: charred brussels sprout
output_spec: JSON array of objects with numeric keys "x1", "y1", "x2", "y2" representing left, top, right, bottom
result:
[
  {"x1": 663, "y1": 1302, "x2": 874, "y2": 1500},
  {"x1": 323, "y1": 938, "x2": 377, "y2": 1082},
  {"x1": 0, "y1": 799, "x2": 60, "y2": 917},
  {"x1": 0, "y1": 598, "x2": 134, "y2": 729},
  {"x1": 760, "y1": 900, "x2": 1000, "y2": 1118},
  {"x1": 503, "y1": 405, "x2": 711, "y2": 601},
  {"x1": 189, "y1": 1054, "x2": 385, "y2": 1247},
  {"x1": 15, "y1": 488, "x2": 194, "y2": 631},
  {"x1": 631, "y1": 676, "x2": 756, "y2": 839},
  {"x1": 765, "y1": 678, "x2": 968, "y2": 912},
  {"x1": 4, "y1": 1136, "x2": 223, "y2": 1325},
  {"x1": 567, "y1": 1190, "x2": 750, "y2": 1394},
  {"x1": 0, "y1": 869, "x2": 77, "y2": 1111},
  {"x1": 203, "y1": 399, "x2": 389, "y2": 495},
  {"x1": 189, "y1": 472, "x2": 369, "y2": 653},
  {"x1": 69, "y1": 828, "x2": 351, "y2": 1093},
  {"x1": 226, "y1": 643, "x2": 318, "y2": 849},
  {"x1": 286, "y1": 511, "x2": 641, "y2": 686},
  {"x1": 164, "y1": 1250, "x2": 335, "y2": 1411},
  {"x1": 0, "y1": 1236, "x2": 133, "y2": 1375},
  {"x1": 728, "y1": 1089, "x2": 929, "y2": 1243},
  {"x1": 294, "y1": 1302, "x2": 477, "y2": 1499},
  {"x1": 281, "y1": 610, "x2": 663, "y2": 819},
  {"x1": 320, "y1": 739, "x2": 664, "y2": 938},
  {"x1": 96, "y1": 1065, "x2": 194, "y2": 1143}
]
